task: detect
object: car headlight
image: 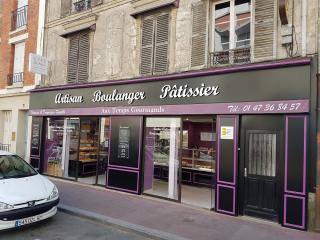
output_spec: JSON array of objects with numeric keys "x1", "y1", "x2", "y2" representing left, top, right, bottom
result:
[
  {"x1": 47, "y1": 186, "x2": 59, "y2": 201},
  {"x1": 0, "y1": 202, "x2": 14, "y2": 212}
]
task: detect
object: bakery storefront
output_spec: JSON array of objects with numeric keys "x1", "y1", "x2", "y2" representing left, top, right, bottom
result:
[{"x1": 28, "y1": 58, "x2": 316, "y2": 230}]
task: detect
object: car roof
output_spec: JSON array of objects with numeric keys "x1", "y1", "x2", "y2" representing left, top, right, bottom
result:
[{"x1": 0, "y1": 151, "x2": 15, "y2": 156}]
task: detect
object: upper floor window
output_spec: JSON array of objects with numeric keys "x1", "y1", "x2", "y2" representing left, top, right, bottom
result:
[
  {"x1": 67, "y1": 31, "x2": 90, "y2": 84},
  {"x1": 11, "y1": 0, "x2": 28, "y2": 31},
  {"x1": 211, "y1": 0, "x2": 251, "y2": 66},
  {"x1": 61, "y1": 0, "x2": 103, "y2": 17},
  {"x1": 72, "y1": 0, "x2": 91, "y2": 13},
  {"x1": 8, "y1": 42, "x2": 25, "y2": 86},
  {"x1": 140, "y1": 11, "x2": 170, "y2": 76}
]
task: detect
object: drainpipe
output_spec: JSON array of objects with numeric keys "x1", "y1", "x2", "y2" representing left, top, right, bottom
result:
[
  {"x1": 301, "y1": 0, "x2": 307, "y2": 56},
  {"x1": 35, "y1": 0, "x2": 46, "y2": 86},
  {"x1": 316, "y1": 0, "x2": 320, "y2": 233}
]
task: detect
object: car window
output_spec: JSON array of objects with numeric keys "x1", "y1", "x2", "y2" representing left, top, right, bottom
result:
[{"x1": 0, "y1": 155, "x2": 37, "y2": 179}]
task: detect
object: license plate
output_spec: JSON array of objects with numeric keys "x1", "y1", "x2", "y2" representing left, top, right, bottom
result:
[{"x1": 15, "y1": 215, "x2": 41, "y2": 227}]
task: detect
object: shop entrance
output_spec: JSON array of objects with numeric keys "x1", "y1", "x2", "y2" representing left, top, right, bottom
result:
[
  {"x1": 240, "y1": 115, "x2": 283, "y2": 221},
  {"x1": 142, "y1": 116, "x2": 216, "y2": 209}
]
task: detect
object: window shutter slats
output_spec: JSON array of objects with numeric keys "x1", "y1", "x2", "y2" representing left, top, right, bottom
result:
[
  {"x1": 254, "y1": 0, "x2": 275, "y2": 59},
  {"x1": 154, "y1": 13, "x2": 169, "y2": 74},
  {"x1": 67, "y1": 36, "x2": 79, "y2": 84},
  {"x1": 60, "y1": 0, "x2": 72, "y2": 17},
  {"x1": 141, "y1": 17, "x2": 155, "y2": 75},
  {"x1": 77, "y1": 33, "x2": 90, "y2": 83},
  {"x1": 191, "y1": 2, "x2": 207, "y2": 68},
  {"x1": 67, "y1": 32, "x2": 90, "y2": 84}
]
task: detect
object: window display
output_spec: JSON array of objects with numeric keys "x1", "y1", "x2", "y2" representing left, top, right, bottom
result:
[
  {"x1": 44, "y1": 118, "x2": 66, "y2": 178},
  {"x1": 76, "y1": 118, "x2": 99, "y2": 183}
]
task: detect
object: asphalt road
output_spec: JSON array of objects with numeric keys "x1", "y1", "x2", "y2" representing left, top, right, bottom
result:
[{"x1": 0, "y1": 211, "x2": 155, "y2": 240}]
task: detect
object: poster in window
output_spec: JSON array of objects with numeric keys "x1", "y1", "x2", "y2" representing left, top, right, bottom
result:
[
  {"x1": 30, "y1": 117, "x2": 43, "y2": 157},
  {"x1": 117, "y1": 126, "x2": 130, "y2": 159},
  {"x1": 220, "y1": 126, "x2": 234, "y2": 140}
]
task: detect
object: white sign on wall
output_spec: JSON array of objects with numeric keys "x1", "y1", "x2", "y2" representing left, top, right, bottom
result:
[
  {"x1": 29, "y1": 53, "x2": 48, "y2": 75},
  {"x1": 220, "y1": 126, "x2": 234, "y2": 140}
]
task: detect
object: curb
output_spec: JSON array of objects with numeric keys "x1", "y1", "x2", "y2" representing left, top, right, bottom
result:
[{"x1": 58, "y1": 204, "x2": 190, "y2": 240}]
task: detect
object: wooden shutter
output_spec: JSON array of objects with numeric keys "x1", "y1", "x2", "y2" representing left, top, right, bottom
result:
[
  {"x1": 61, "y1": 0, "x2": 72, "y2": 17},
  {"x1": 191, "y1": 2, "x2": 207, "y2": 68},
  {"x1": 154, "y1": 13, "x2": 169, "y2": 74},
  {"x1": 77, "y1": 32, "x2": 90, "y2": 83},
  {"x1": 140, "y1": 16, "x2": 155, "y2": 75},
  {"x1": 67, "y1": 35, "x2": 79, "y2": 84},
  {"x1": 91, "y1": 0, "x2": 103, "y2": 7},
  {"x1": 254, "y1": 0, "x2": 275, "y2": 60}
]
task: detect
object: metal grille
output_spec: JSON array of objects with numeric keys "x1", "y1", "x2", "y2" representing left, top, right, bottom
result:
[
  {"x1": 248, "y1": 133, "x2": 276, "y2": 177},
  {"x1": 0, "y1": 144, "x2": 10, "y2": 152},
  {"x1": 7, "y1": 72, "x2": 24, "y2": 86},
  {"x1": 209, "y1": 47, "x2": 251, "y2": 67},
  {"x1": 11, "y1": 5, "x2": 28, "y2": 31},
  {"x1": 73, "y1": 0, "x2": 91, "y2": 13}
]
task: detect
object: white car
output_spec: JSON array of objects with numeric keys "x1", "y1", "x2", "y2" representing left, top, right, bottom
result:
[{"x1": 0, "y1": 151, "x2": 59, "y2": 230}]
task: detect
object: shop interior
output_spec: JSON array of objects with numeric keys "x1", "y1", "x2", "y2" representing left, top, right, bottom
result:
[
  {"x1": 143, "y1": 116, "x2": 216, "y2": 209},
  {"x1": 43, "y1": 117, "x2": 110, "y2": 185}
]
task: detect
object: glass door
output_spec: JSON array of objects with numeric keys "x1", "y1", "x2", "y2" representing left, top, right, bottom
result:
[
  {"x1": 44, "y1": 118, "x2": 71, "y2": 179},
  {"x1": 64, "y1": 118, "x2": 80, "y2": 179},
  {"x1": 77, "y1": 117, "x2": 99, "y2": 185},
  {"x1": 143, "y1": 117, "x2": 180, "y2": 200}
]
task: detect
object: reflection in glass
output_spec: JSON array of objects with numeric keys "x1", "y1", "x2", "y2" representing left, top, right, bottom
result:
[
  {"x1": 215, "y1": 2, "x2": 230, "y2": 51},
  {"x1": 143, "y1": 118, "x2": 180, "y2": 200},
  {"x1": 98, "y1": 117, "x2": 110, "y2": 185},
  {"x1": 235, "y1": 0, "x2": 251, "y2": 48}
]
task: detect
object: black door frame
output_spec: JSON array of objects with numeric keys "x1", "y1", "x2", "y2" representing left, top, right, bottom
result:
[{"x1": 238, "y1": 115, "x2": 284, "y2": 224}]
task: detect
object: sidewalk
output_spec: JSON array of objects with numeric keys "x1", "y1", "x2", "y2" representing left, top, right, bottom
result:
[{"x1": 52, "y1": 178, "x2": 320, "y2": 240}]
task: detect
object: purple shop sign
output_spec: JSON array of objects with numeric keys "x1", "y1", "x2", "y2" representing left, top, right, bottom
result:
[{"x1": 29, "y1": 99, "x2": 309, "y2": 116}]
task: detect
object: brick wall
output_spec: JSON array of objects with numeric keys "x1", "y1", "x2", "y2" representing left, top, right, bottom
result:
[{"x1": 0, "y1": 0, "x2": 39, "y2": 89}]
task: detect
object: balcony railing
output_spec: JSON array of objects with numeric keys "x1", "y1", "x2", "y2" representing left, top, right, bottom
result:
[
  {"x1": 209, "y1": 47, "x2": 251, "y2": 67},
  {"x1": 0, "y1": 144, "x2": 10, "y2": 152},
  {"x1": 73, "y1": 0, "x2": 91, "y2": 13},
  {"x1": 11, "y1": 5, "x2": 28, "y2": 31},
  {"x1": 7, "y1": 72, "x2": 24, "y2": 86}
]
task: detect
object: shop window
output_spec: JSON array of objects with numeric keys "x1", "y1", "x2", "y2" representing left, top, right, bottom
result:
[
  {"x1": 210, "y1": 0, "x2": 251, "y2": 66},
  {"x1": 67, "y1": 31, "x2": 90, "y2": 84},
  {"x1": 140, "y1": 11, "x2": 170, "y2": 75}
]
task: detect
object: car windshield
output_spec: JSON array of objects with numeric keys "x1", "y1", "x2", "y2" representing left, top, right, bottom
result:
[{"x1": 0, "y1": 155, "x2": 37, "y2": 179}]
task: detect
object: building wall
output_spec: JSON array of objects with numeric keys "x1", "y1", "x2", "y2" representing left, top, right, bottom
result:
[
  {"x1": 0, "y1": 93, "x2": 30, "y2": 158},
  {"x1": 43, "y1": 0, "x2": 319, "y2": 87},
  {"x1": 0, "y1": 0, "x2": 40, "y2": 89},
  {"x1": 0, "y1": 0, "x2": 41, "y2": 161}
]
